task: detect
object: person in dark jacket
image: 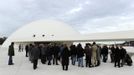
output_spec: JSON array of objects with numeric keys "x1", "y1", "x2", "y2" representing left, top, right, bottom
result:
[
  {"x1": 77, "y1": 43, "x2": 84, "y2": 67},
  {"x1": 46, "y1": 44, "x2": 53, "y2": 65},
  {"x1": 31, "y1": 44, "x2": 40, "y2": 70},
  {"x1": 41, "y1": 44, "x2": 47, "y2": 64},
  {"x1": 114, "y1": 45, "x2": 121, "y2": 68},
  {"x1": 53, "y1": 44, "x2": 60, "y2": 65},
  {"x1": 101, "y1": 45, "x2": 108, "y2": 63},
  {"x1": 28, "y1": 44, "x2": 33, "y2": 62},
  {"x1": 70, "y1": 44, "x2": 77, "y2": 65},
  {"x1": 120, "y1": 45, "x2": 127, "y2": 67},
  {"x1": 61, "y1": 44, "x2": 70, "y2": 71},
  {"x1": 8, "y1": 42, "x2": 15, "y2": 65},
  {"x1": 25, "y1": 45, "x2": 29, "y2": 57},
  {"x1": 110, "y1": 45, "x2": 116, "y2": 63},
  {"x1": 84, "y1": 43, "x2": 92, "y2": 67}
]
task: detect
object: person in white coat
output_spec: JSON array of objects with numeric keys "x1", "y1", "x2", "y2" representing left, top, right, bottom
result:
[{"x1": 91, "y1": 42, "x2": 98, "y2": 67}]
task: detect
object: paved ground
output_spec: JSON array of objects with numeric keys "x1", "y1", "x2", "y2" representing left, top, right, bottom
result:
[{"x1": 0, "y1": 47, "x2": 134, "y2": 75}]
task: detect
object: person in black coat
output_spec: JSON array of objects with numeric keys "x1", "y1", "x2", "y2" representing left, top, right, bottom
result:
[
  {"x1": 8, "y1": 42, "x2": 15, "y2": 65},
  {"x1": 25, "y1": 45, "x2": 29, "y2": 57},
  {"x1": 70, "y1": 44, "x2": 77, "y2": 65},
  {"x1": 120, "y1": 45, "x2": 127, "y2": 67},
  {"x1": 101, "y1": 45, "x2": 108, "y2": 63},
  {"x1": 53, "y1": 44, "x2": 60, "y2": 65},
  {"x1": 46, "y1": 44, "x2": 53, "y2": 65},
  {"x1": 28, "y1": 44, "x2": 33, "y2": 62},
  {"x1": 77, "y1": 43, "x2": 84, "y2": 67},
  {"x1": 110, "y1": 45, "x2": 116, "y2": 63},
  {"x1": 31, "y1": 44, "x2": 40, "y2": 70},
  {"x1": 114, "y1": 45, "x2": 121, "y2": 68},
  {"x1": 40, "y1": 44, "x2": 47, "y2": 64},
  {"x1": 61, "y1": 44, "x2": 70, "y2": 71},
  {"x1": 84, "y1": 43, "x2": 92, "y2": 67}
]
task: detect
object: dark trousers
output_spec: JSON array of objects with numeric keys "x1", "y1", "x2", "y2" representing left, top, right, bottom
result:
[
  {"x1": 102, "y1": 54, "x2": 108, "y2": 62},
  {"x1": 110, "y1": 54, "x2": 115, "y2": 63},
  {"x1": 114, "y1": 58, "x2": 120, "y2": 67},
  {"x1": 96, "y1": 60, "x2": 100, "y2": 66},
  {"x1": 86, "y1": 55, "x2": 91, "y2": 67},
  {"x1": 26, "y1": 50, "x2": 28, "y2": 57},
  {"x1": 47, "y1": 56, "x2": 52, "y2": 65},
  {"x1": 71, "y1": 55, "x2": 76, "y2": 65},
  {"x1": 120, "y1": 58, "x2": 125, "y2": 67},
  {"x1": 41, "y1": 55, "x2": 46, "y2": 64},
  {"x1": 62, "y1": 65, "x2": 68, "y2": 70},
  {"x1": 8, "y1": 56, "x2": 13, "y2": 65},
  {"x1": 33, "y1": 59, "x2": 38, "y2": 69},
  {"x1": 53, "y1": 55, "x2": 58, "y2": 65}
]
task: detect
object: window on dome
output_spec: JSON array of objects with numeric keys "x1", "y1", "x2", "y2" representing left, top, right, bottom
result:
[
  {"x1": 42, "y1": 35, "x2": 45, "y2": 37},
  {"x1": 33, "y1": 34, "x2": 36, "y2": 37}
]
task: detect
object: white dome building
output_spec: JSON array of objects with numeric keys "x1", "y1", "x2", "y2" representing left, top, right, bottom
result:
[
  {"x1": 3, "y1": 19, "x2": 134, "y2": 49},
  {"x1": 2, "y1": 20, "x2": 87, "y2": 48}
]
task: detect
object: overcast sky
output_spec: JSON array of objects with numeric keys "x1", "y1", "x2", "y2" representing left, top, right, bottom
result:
[{"x1": 0, "y1": 0, "x2": 134, "y2": 36}]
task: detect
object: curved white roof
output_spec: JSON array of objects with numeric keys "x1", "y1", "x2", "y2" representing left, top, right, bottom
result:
[
  {"x1": 86, "y1": 30, "x2": 134, "y2": 41},
  {"x1": 2, "y1": 20, "x2": 86, "y2": 47},
  {"x1": 3, "y1": 19, "x2": 134, "y2": 48}
]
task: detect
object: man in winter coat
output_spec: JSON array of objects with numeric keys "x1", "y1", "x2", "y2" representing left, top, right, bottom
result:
[
  {"x1": 61, "y1": 44, "x2": 70, "y2": 71},
  {"x1": 110, "y1": 45, "x2": 116, "y2": 63},
  {"x1": 40, "y1": 44, "x2": 47, "y2": 64},
  {"x1": 114, "y1": 45, "x2": 121, "y2": 68},
  {"x1": 91, "y1": 42, "x2": 98, "y2": 67},
  {"x1": 101, "y1": 45, "x2": 108, "y2": 63},
  {"x1": 84, "y1": 43, "x2": 92, "y2": 67},
  {"x1": 77, "y1": 43, "x2": 84, "y2": 67},
  {"x1": 31, "y1": 44, "x2": 40, "y2": 70},
  {"x1": 96, "y1": 45, "x2": 101, "y2": 66},
  {"x1": 25, "y1": 45, "x2": 29, "y2": 57},
  {"x1": 28, "y1": 44, "x2": 33, "y2": 62},
  {"x1": 120, "y1": 45, "x2": 127, "y2": 67},
  {"x1": 53, "y1": 44, "x2": 60, "y2": 65},
  {"x1": 46, "y1": 44, "x2": 53, "y2": 65},
  {"x1": 70, "y1": 44, "x2": 77, "y2": 65},
  {"x1": 8, "y1": 42, "x2": 15, "y2": 65}
]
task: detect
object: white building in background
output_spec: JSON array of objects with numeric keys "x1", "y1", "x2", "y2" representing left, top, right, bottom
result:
[
  {"x1": 85, "y1": 30, "x2": 134, "y2": 41},
  {"x1": 1, "y1": 20, "x2": 88, "y2": 48},
  {"x1": 1, "y1": 19, "x2": 134, "y2": 49}
]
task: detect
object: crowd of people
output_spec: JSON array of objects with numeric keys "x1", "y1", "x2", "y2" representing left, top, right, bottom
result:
[{"x1": 8, "y1": 42, "x2": 133, "y2": 70}]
